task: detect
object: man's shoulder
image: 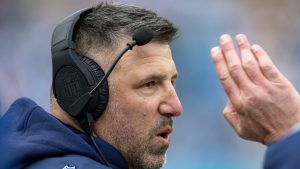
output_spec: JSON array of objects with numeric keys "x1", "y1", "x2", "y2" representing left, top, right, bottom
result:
[
  {"x1": 26, "y1": 155, "x2": 111, "y2": 169},
  {"x1": 264, "y1": 131, "x2": 300, "y2": 169}
]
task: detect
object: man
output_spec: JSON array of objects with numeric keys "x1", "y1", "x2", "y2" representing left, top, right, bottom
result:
[
  {"x1": 0, "y1": 3, "x2": 182, "y2": 169},
  {"x1": 210, "y1": 34, "x2": 300, "y2": 169},
  {"x1": 1, "y1": 3, "x2": 300, "y2": 169}
]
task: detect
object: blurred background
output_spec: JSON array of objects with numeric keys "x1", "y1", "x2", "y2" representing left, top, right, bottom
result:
[{"x1": 1, "y1": 0, "x2": 300, "y2": 168}]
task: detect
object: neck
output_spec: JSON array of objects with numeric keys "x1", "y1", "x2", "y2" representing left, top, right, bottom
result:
[{"x1": 51, "y1": 99, "x2": 83, "y2": 132}]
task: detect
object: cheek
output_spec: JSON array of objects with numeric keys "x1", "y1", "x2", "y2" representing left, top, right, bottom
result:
[
  {"x1": 112, "y1": 83, "x2": 161, "y2": 124},
  {"x1": 129, "y1": 94, "x2": 159, "y2": 118},
  {"x1": 121, "y1": 97, "x2": 159, "y2": 132}
]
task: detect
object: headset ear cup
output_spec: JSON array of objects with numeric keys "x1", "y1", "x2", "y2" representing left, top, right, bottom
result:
[
  {"x1": 54, "y1": 65, "x2": 90, "y2": 114},
  {"x1": 80, "y1": 57, "x2": 109, "y2": 119}
]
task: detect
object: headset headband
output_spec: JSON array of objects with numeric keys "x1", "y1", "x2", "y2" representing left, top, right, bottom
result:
[{"x1": 51, "y1": 8, "x2": 92, "y2": 53}]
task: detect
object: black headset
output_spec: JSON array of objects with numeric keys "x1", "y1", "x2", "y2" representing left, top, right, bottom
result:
[
  {"x1": 51, "y1": 8, "x2": 109, "y2": 125},
  {"x1": 51, "y1": 7, "x2": 153, "y2": 166},
  {"x1": 51, "y1": 7, "x2": 113, "y2": 166}
]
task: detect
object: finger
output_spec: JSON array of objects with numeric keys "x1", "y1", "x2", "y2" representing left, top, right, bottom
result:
[
  {"x1": 235, "y1": 34, "x2": 268, "y2": 85},
  {"x1": 223, "y1": 101, "x2": 240, "y2": 133},
  {"x1": 251, "y1": 44, "x2": 285, "y2": 83},
  {"x1": 211, "y1": 46, "x2": 240, "y2": 101},
  {"x1": 220, "y1": 34, "x2": 252, "y2": 89}
]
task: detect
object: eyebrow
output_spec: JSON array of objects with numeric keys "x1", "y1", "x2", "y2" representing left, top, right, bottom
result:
[{"x1": 141, "y1": 72, "x2": 178, "y2": 83}]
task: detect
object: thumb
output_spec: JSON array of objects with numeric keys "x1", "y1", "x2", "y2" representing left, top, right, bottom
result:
[{"x1": 223, "y1": 101, "x2": 240, "y2": 133}]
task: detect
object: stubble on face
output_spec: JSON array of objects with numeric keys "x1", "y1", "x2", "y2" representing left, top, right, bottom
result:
[
  {"x1": 125, "y1": 117, "x2": 173, "y2": 169},
  {"x1": 94, "y1": 42, "x2": 179, "y2": 169},
  {"x1": 101, "y1": 83, "x2": 173, "y2": 169}
]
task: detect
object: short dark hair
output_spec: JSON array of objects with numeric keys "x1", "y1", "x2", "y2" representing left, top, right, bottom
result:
[{"x1": 74, "y1": 2, "x2": 178, "y2": 65}]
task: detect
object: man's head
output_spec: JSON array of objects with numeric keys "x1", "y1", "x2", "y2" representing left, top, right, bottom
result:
[{"x1": 52, "y1": 3, "x2": 182, "y2": 169}]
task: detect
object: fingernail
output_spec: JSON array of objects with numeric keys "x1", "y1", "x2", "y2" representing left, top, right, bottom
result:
[
  {"x1": 211, "y1": 46, "x2": 220, "y2": 56},
  {"x1": 235, "y1": 34, "x2": 245, "y2": 45},
  {"x1": 251, "y1": 44, "x2": 259, "y2": 52},
  {"x1": 220, "y1": 34, "x2": 230, "y2": 45}
]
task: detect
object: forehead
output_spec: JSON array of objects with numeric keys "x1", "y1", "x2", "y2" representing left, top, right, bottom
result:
[{"x1": 118, "y1": 42, "x2": 177, "y2": 73}]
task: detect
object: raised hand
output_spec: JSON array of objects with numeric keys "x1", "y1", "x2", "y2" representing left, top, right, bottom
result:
[{"x1": 210, "y1": 34, "x2": 300, "y2": 144}]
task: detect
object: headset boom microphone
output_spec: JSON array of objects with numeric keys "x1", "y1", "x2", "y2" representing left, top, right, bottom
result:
[{"x1": 68, "y1": 27, "x2": 154, "y2": 116}]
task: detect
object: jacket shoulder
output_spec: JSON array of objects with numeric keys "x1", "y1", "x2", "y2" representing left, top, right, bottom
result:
[{"x1": 264, "y1": 131, "x2": 300, "y2": 169}]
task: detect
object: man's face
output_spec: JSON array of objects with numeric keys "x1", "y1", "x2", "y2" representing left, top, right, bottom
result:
[{"x1": 95, "y1": 41, "x2": 182, "y2": 169}]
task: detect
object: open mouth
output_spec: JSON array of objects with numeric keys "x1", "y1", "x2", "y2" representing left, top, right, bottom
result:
[
  {"x1": 156, "y1": 127, "x2": 172, "y2": 143},
  {"x1": 158, "y1": 132, "x2": 169, "y2": 139}
]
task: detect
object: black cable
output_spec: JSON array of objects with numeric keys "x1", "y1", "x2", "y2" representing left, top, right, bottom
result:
[
  {"x1": 83, "y1": 112, "x2": 111, "y2": 167},
  {"x1": 89, "y1": 135, "x2": 110, "y2": 166}
]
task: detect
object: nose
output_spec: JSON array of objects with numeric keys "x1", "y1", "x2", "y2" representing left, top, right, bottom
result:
[{"x1": 159, "y1": 85, "x2": 183, "y2": 117}]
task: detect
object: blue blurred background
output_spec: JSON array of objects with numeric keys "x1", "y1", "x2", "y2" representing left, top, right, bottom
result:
[{"x1": 1, "y1": 0, "x2": 300, "y2": 168}]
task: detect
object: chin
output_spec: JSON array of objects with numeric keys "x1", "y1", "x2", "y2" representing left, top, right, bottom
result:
[
  {"x1": 142, "y1": 152, "x2": 167, "y2": 169},
  {"x1": 126, "y1": 136, "x2": 169, "y2": 169}
]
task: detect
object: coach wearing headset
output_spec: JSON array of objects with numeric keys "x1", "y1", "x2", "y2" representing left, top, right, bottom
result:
[
  {"x1": 1, "y1": 3, "x2": 181, "y2": 169},
  {"x1": 1, "y1": 2, "x2": 300, "y2": 169}
]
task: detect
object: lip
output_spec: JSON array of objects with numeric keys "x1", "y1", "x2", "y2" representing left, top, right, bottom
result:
[{"x1": 156, "y1": 127, "x2": 173, "y2": 144}]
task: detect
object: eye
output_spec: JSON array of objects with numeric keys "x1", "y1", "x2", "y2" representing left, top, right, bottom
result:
[
  {"x1": 143, "y1": 81, "x2": 156, "y2": 88},
  {"x1": 171, "y1": 79, "x2": 176, "y2": 86}
]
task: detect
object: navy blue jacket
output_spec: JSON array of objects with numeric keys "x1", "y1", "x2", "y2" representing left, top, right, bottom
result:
[
  {"x1": 264, "y1": 130, "x2": 300, "y2": 169},
  {"x1": 0, "y1": 98, "x2": 128, "y2": 169}
]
